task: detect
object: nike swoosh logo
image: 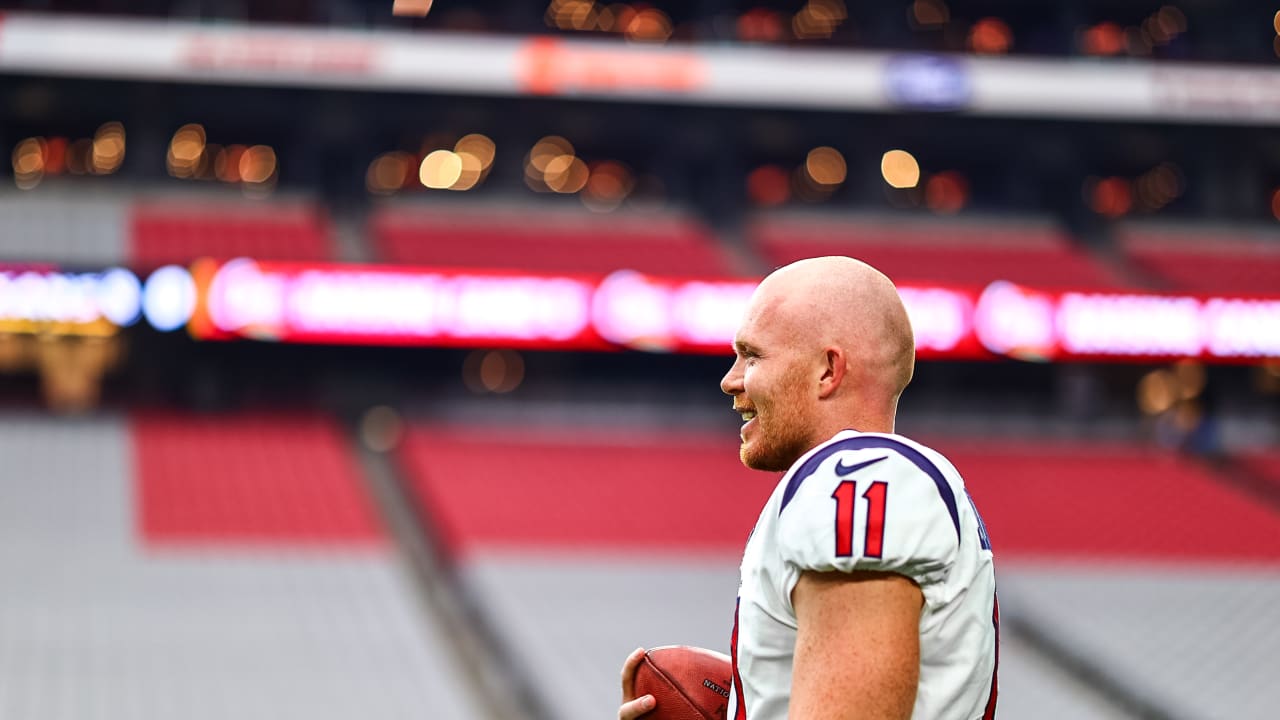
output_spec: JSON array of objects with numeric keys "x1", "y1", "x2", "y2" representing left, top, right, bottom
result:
[{"x1": 834, "y1": 455, "x2": 888, "y2": 476}]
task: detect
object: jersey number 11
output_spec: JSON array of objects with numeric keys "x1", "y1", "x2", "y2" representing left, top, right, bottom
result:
[{"x1": 832, "y1": 480, "x2": 887, "y2": 558}]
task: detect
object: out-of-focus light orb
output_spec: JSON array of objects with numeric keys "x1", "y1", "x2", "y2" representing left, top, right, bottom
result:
[
  {"x1": 454, "y1": 134, "x2": 496, "y2": 171},
  {"x1": 1137, "y1": 368, "x2": 1178, "y2": 415},
  {"x1": 91, "y1": 121, "x2": 126, "y2": 175},
  {"x1": 625, "y1": 7, "x2": 674, "y2": 42},
  {"x1": 239, "y1": 145, "x2": 277, "y2": 185},
  {"x1": 1157, "y1": 6, "x2": 1186, "y2": 36},
  {"x1": 166, "y1": 124, "x2": 206, "y2": 179},
  {"x1": 142, "y1": 265, "x2": 197, "y2": 332},
  {"x1": 366, "y1": 151, "x2": 412, "y2": 195},
  {"x1": 420, "y1": 149, "x2": 463, "y2": 189},
  {"x1": 1269, "y1": 188, "x2": 1280, "y2": 221},
  {"x1": 450, "y1": 151, "x2": 484, "y2": 191},
  {"x1": 1173, "y1": 359, "x2": 1206, "y2": 400},
  {"x1": 97, "y1": 268, "x2": 143, "y2": 326},
  {"x1": 215, "y1": 145, "x2": 246, "y2": 183},
  {"x1": 909, "y1": 0, "x2": 949, "y2": 29},
  {"x1": 582, "y1": 160, "x2": 634, "y2": 211},
  {"x1": 1080, "y1": 22, "x2": 1124, "y2": 56},
  {"x1": 805, "y1": 146, "x2": 847, "y2": 186},
  {"x1": 968, "y1": 17, "x2": 1012, "y2": 54},
  {"x1": 793, "y1": 0, "x2": 846, "y2": 40},
  {"x1": 925, "y1": 171, "x2": 969, "y2": 214},
  {"x1": 748, "y1": 165, "x2": 791, "y2": 206},
  {"x1": 463, "y1": 349, "x2": 525, "y2": 394},
  {"x1": 545, "y1": 154, "x2": 590, "y2": 193},
  {"x1": 1089, "y1": 177, "x2": 1132, "y2": 218},
  {"x1": 392, "y1": 0, "x2": 433, "y2": 17},
  {"x1": 529, "y1": 136, "x2": 574, "y2": 173},
  {"x1": 12, "y1": 137, "x2": 46, "y2": 189},
  {"x1": 881, "y1": 149, "x2": 921, "y2": 189},
  {"x1": 1274, "y1": 9, "x2": 1280, "y2": 35},
  {"x1": 737, "y1": 8, "x2": 785, "y2": 42}
]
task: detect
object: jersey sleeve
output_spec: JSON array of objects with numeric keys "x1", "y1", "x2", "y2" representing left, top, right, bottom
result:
[{"x1": 776, "y1": 444, "x2": 959, "y2": 591}]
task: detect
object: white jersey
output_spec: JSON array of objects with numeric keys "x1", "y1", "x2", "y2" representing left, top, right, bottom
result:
[{"x1": 728, "y1": 430, "x2": 998, "y2": 720}]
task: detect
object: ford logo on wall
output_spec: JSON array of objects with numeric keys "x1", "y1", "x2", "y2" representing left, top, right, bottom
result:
[{"x1": 883, "y1": 54, "x2": 972, "y2": 111}]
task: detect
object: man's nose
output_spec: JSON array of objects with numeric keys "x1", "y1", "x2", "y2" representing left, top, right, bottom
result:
[{"x1": 720, "y1": 360, "x2": 743, "y2": 396}]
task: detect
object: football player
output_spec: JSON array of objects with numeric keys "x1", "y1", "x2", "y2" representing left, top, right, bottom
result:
[{"x1": 619, "y1": 256, "x2": 998, "y2": 720}]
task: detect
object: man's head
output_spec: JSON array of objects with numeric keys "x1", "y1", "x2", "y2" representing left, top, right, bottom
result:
[{"x1": 719, "y1": 256, "x2": 915, "y2": 472}]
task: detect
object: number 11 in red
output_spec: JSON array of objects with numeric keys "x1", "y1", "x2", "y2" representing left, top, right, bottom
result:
[{"x1": 832, "y1": 481, "x2": 888, "y2": 558}]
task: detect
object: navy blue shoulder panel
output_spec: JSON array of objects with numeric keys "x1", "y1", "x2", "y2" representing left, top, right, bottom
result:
[{"x1": 779, "y1": 436, "x2": 961, "y2": 544}]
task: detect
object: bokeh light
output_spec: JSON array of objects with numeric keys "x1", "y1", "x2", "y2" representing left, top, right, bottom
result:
[
  {"x1": 167, "y1": 124, "x2": 206, "y2": 179},
  {"x1": 1089, "y1": 177, "x2": 1133, "y2": 218},
  {"x1": 805, "y1": 146, "x2": 847, "y2": 187},
  {"x1": 582, "y1": 160, "x2": 634, "y2": 211},
  {"x1": 969, "y1": 17, "x2": 1012, "y2": 54},
  {"x1": 12, "y1": 137, "x2": 46, "y2": 189},
  {"x1": 925, "y1": 171, "x2": 969, "y2": 214},
  {"x1": 1137, "y1": 368, "x2": 1178, "y2": 415},
  {"x1": 239, "y1": 145, "x2": 277, "y2": 185},
  {"x1": 91, "y1": 121, "x2": 125, "y2": 175},
  {"x1": 792, "y1": 0, "x2": 847, "y2": 40},
  {"x1": 881, "y1": 149, "x2": 921, "y2": 189},
  {"x1": 748, "y1": 165, "x2": 791, "y2": 206},
  {"x1": 420, "y1": 150, "x2": 464, "y2": 189},
  {"x1": 909, "y1": 0, "x2": 949, "y2": 29},
  {"x1": 625, "y1": 7, "x2": 673, "y2": 42},
  {"x1": 463, "y1": 349, "x2": 525, "y2": 394},
  {"x1": 544, "y1": 154, "x2": 590, "y2": 193},
  {"x1": 366, "y1": 152, "x2": 413, "y2": 195}
]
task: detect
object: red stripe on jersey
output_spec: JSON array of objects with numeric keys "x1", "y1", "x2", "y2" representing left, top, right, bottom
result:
[
  {"x1": 730, "y1": 599, "x2": 746, "y2": 720},
  {"x1": 983, "y1": 594, "x2": 1000, "y2": 720}
]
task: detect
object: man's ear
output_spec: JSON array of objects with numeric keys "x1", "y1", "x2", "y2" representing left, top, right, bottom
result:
[{"x1": 817, "y1": 347, "x2": 845, "y2": 399}]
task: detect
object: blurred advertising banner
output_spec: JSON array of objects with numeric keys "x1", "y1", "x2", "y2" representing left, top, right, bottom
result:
[
  {"x1": 126, "y1": 259, "x2": 1280, "y2": 363},
  {"x1": 3, "y1": 261, "x2": 1277, "y2": 361},
  {"x1": 6, "y1": 13, "x2": 1280, "y2": 123}
]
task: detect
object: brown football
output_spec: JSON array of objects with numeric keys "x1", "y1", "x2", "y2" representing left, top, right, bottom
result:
[{"x1": 635, "y1": 645, "x2": 733, "y2": 720}]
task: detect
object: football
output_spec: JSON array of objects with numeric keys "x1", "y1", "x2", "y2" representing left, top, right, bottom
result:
[{"x1": 635, "y1": 645, "x2": 733, "y2": 720}]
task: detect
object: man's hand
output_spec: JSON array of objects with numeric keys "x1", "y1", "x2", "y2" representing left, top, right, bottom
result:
[{"x1": 617, "y1": 647, "x2": 657, "y2": 719}]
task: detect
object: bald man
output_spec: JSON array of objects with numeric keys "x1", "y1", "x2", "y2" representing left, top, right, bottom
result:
[{"x1": 619, "y1": 257, "x2": 998, "y2": 720}]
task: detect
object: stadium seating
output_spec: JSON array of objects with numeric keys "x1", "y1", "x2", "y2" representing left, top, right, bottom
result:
[
  {"x1": 372, "y1": 203, "x2": 744, "y2": 276},
  {"x1": 750, "y1": 213, "x2": 1129, "y2": 290},
  {"x1": 0, "y1": 411, "x2": 483, "y2": 720},
  {"x1": 940, "y1": 439, "x2": 1280, "y2": 563},
  {"x1": 130, "y1": 198, "x2": 335, "y2": 269},
  {"x1": 131, "y1": 411, "x2": 383, "y2": 544},
  {"x1": 0, "y1": 188, "x2": 130, "y2": 267},
  {"x1": 1117, "y1": 223, "x2": 1280, "y2": 295}
]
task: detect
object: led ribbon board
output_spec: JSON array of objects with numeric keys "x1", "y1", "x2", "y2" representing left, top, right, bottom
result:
[{"x1": 175, "y1": 259, "x2": 1280, "y2": 363}]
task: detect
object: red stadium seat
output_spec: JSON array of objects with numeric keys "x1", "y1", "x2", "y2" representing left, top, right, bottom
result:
[
  {"x1": 402, "y1": 424, "x2": 1280, "y2": 564},
  {"x1": 1118, "y1": 225, "x2": 1280, "y2": 295},
  {"x1": 399, "y1": 424, "x2": 769, "y2": 558},
  {"x1": 129, "y1": 199, "x2": 335, "y2": 269},
  {"x1": 372, "y1": 204, "x2": 743, "y2": 277},
  {"x1": 751, "y1": 214, "x2": 1128, "y2": 290},
  {"x1": 943, "y1": 440, "x2": 1280, "y2": 564},
  {"x1": 132, "y1": 411, "x2": 383, "y2": 545}
]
